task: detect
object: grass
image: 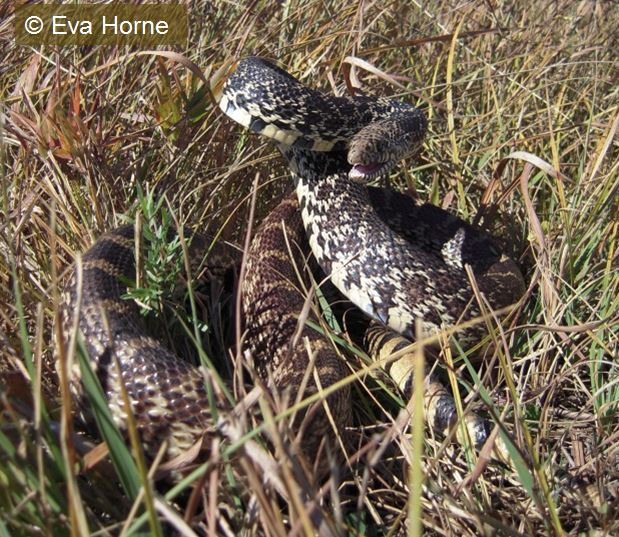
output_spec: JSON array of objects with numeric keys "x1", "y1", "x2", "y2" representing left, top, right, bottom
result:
[{"x1": 1, "y1": 0, "x2": 618, "y2": 535}]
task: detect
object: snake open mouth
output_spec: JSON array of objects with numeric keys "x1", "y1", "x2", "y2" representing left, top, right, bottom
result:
[{"x1": 349, "y1": 162, "x2": 388, "y2": 180}]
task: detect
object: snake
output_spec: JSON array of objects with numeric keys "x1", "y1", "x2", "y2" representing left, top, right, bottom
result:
[{"x1": 62, "y1": 56, "x2": 525, "y2": 466}]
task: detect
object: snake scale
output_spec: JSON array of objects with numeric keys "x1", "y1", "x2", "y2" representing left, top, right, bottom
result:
[{"x1": 62, "y1": 57, "x2": 525, "y2": 466}]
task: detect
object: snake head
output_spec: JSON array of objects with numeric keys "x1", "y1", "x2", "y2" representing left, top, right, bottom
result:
[{"x1": 347, "y1": 111, "x2": 427, "y2": 181}]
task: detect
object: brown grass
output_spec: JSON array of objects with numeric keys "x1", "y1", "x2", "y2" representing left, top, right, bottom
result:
[{"x1": 1, "y1": 1, "x2": 617, "y2": 535}]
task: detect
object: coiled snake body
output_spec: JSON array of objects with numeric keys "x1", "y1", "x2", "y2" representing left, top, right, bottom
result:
[{"x1": 63, "y1": 57, "x2": 525, "y2": 464}]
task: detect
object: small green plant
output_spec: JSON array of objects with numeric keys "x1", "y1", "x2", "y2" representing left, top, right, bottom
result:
[{"x1": 120, "y1": 185, "x2": 185, "y2": 316}]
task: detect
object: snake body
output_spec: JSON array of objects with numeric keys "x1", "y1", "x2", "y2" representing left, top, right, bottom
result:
[
  {"x1": 63, "y1": 57, "x2": 525, "y2": 464},
  {"x1": 63, "y1": 225, "x2": 215, "y2": 458},
  {"x1": 217, "y1": 57, "x2": 523, "y2": 344}
]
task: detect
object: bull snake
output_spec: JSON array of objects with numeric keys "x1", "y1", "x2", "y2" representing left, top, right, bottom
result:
[{"x1": 62, "y1": 56, "x2": 525, "y2": 466}]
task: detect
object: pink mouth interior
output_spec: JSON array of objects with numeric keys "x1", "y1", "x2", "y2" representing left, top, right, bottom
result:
[{"x1": 349, "y1": 162, "x2": 383, "y2": 179}]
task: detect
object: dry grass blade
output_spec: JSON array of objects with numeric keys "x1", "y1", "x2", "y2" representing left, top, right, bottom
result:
[
  {"x1": 1, "y1": 0, "x2": 617, "y2": 535},
  {"x1": 342, "y1": 56, "x2": 408, "y2": 91}
]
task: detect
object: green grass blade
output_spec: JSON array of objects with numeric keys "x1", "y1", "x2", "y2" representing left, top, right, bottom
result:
[{"x1": 75, "y1": 340, "x2": 141, "y2": 500}]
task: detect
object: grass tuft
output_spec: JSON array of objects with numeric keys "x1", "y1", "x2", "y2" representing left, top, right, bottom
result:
[{"x1": 1, "y1": 1, "x2": 617, "y2": 535}]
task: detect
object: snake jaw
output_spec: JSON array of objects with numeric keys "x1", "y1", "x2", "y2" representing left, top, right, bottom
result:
[
  {"x1": 348, "y1": 158, "x2": 399, "y2": 181},
  {"x1": 349, "y1": 162, "x2": 389, "y2": 181}
]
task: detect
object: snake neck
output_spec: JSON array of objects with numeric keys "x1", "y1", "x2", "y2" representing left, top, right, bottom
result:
[{"x1": 219, "y1": 56, "x2": 424, "y2": 154}]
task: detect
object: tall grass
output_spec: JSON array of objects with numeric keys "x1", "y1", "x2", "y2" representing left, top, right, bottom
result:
[{"x1": 1, "y1": 1, "x2": 617, "y2": 535}]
